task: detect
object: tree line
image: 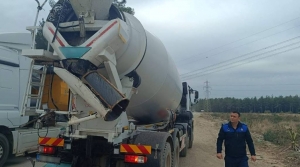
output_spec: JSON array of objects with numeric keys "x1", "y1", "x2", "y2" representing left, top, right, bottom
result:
[{"x1": 194, "y1": 95, "x2": 300, "y2": 113}]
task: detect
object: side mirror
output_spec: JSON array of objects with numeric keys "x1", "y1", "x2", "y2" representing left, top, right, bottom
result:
[
  {"x1": 195, "y1": 91, "x2": 199, "y2": 99},
  {"x1": 182, "y1": 82, "x2": 188, "y2": 95}
]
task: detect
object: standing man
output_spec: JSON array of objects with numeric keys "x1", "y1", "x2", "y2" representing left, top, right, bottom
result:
[{"x1": 216, "y1": 111, "x2": 256, "y2": 167}]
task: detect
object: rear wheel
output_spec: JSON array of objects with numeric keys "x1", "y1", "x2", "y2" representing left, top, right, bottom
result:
[
  {"x1": 179, "y1": 136, "x2": 189, "y2": 157},
  {"x1": 116, "y1": 160, "x2": 127, "y2": 167},
  {"x1": 189, "y1": 127, "x2": 194, "y2": 148},
  {"x1": 130, "y1": 132, "x2": 172, "y2": 167},
  {"x1": 0, "y1": 134, "x2": 9, "y2": 167},
  {"x1": 161, "y1": 142, "x2": 172, "y2": 167},
  {"x1": 172, "y1": 138, "x2": 180, "y2": 167}
]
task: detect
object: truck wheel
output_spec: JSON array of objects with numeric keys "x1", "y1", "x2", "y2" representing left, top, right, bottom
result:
[
  {"x1": 116, "y1": 160, "x2": 127, "y2": 167},
  {"x1": 188, "y1": 137, "x2": 193, "y2": 148},
  {"x1": 161, "y1": 142, "x2": 172, "y2": 167},
  {"x1": 179, "y1": 136, "x2": 189, "y2": 157},
  {"x1": 171, "y1": 138, "x2": 180, "y2": 167},
  {"x1": 188, "y1": 130, "x2": 193, "y2": 149},
  {"x1": 0, "y1": 134, "x2": 9, "y2": 166}
]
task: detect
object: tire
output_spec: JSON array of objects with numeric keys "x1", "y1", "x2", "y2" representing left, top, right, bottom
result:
[
  {"x1": 116, "y1": 160, "x2": 127, "y2": 167},
  {"x1": 188, "y1": 134, "x2": 193, "y2": 148},
  {"x1": 129, "y1": 132, "x2": 172, "y2": 167},
  {"x1": 179, "y1": 136, "x2": 189, "y2": 157},
  {"x1": 188, "y1": 128, "x2": 194, "y2": 149},
  {"x1": 161, "y1": 142, "x2": 172, "y2": 167},
  {"x1": 171, "y1": 138, "x2": 180, "y2": 167},
  {"x1": 0, "y1": 134, "x2": 9, "y2": 167}
]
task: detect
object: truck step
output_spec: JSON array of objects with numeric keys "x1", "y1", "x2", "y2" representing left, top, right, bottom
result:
[
  {"x1": 26, "y1": 107, "x2": 39, "y2": 109},
  {"x1": 24, "y1": 109, "x2": 44, "y2": 115},
  {"x1": 22, "y1": 49, "x2": 60, "y2": 62},
  {"x1": 27, "y1": 94, "x2": 42, "y2": 99},
  {"x1": 33, "y1": 69, "x2": 47, "y2": 75},
  {"x1": 25, "y1": 107, "x2": 43, "y2": 111},
  {"x1": 30, "y1": 82, "x2": 44, "y2": 87}
]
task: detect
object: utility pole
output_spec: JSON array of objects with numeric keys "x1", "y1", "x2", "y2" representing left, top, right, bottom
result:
[{"x1": 203, "y1": 80, "x2": 211, "y2": 112}]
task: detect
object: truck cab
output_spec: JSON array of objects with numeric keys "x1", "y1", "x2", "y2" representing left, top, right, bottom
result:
[
  {"x1": 0, "y1": 33, "x2": 62, "y2": 166},
  {"x1": 0, "y1": 33, "x2": 33, "y2": 128},
  {"x1": 175, "y1": 82, "x2": 199, "y2": 154}
]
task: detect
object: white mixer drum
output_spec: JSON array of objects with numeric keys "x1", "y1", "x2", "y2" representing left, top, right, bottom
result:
[{"x1": 117, "y1": 14, "x2": 183, "y2": 123}]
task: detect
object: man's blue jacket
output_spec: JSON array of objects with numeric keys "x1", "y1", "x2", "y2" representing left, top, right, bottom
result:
[{"x1": 217, "y1": 121, "x2": 256, "y2": 158}]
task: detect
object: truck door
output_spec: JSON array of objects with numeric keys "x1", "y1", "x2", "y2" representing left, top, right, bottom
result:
[{"x1": 0, "y1": 47, "x2": 21, "y2": 127}]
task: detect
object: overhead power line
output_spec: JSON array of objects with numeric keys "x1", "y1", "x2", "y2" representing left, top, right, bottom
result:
[
  {"x1": 178, "y1": 24, "x2": 300, "y2": 66},
  {"x1": 182, "y1": 44, "x2": 300, "y2": 80},
  {"x1": 211, "y1": 89, "x2": 300, "y2": 91},
  {"x1": 176, "y1": 17, "x2": 300, "y2": 65},
  {"x1": 180, "y1": 35, "x2": 300, "y2": 77},
  {"x1": 182, "y1": 40, "x2": 300, "y2": 79},
  {"x1": 211, "y1": 83, "x2": 300, "y2": 86}
]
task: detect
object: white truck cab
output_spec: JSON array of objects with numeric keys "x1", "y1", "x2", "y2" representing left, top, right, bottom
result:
[{"x1": 0, "y1": 32, "x2": 62, "y2": 166}]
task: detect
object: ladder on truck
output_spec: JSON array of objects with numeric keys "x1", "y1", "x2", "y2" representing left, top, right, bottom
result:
[
  {"x1": 21, "y1": 0, "x2": 59, "y2": 116},
  {"x1": 22, "y1": 65, "x2": 47, "y2": 116}
]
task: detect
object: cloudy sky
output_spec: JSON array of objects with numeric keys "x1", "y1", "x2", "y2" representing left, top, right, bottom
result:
[{"x1": 1, "y1": 0, "x2": 300, "y2": 99}]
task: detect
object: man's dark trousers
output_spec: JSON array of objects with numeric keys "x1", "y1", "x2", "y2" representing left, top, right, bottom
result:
[{"x1": 225, "y1": 155, "x2": 249, "y2": 167}]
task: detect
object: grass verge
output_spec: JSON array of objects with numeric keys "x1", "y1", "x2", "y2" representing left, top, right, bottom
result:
[{"x1": 209, "y1": 112, "x2": 300, "y2": 166}]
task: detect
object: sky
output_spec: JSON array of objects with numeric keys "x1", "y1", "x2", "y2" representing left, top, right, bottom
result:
[{"x1": 1, "y1": 0, "x2": 300, "y2": 99}]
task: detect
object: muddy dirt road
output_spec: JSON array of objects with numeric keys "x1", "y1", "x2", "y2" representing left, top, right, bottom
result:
[{"x1": 179, "y1": 112, "x2": 285, "y2": 167}]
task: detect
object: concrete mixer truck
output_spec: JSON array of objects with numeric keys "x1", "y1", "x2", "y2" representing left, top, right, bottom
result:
[{"x1": 21, "y1": 0, "x2": 199, "y2": 166}]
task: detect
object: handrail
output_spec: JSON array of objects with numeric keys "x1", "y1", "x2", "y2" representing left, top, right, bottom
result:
[{"x1": 31, "y1": 0, "x2": 48, "y2": 49}]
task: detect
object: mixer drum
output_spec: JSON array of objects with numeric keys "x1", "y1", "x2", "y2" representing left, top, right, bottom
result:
[
  {"x1": 120, "y1": 14, "x2": 183, "y2": 124},
  {"x1": 44, "y1": 2, "x2": 183, "y2": 124}
]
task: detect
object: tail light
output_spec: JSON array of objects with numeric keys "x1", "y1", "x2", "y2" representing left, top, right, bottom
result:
[
  {"x1": 38, "y1": 146, "x2": 56, "y2": 154},
  {"x1": 124, "y1": 155, "x2": 147, "y2": 163}
]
